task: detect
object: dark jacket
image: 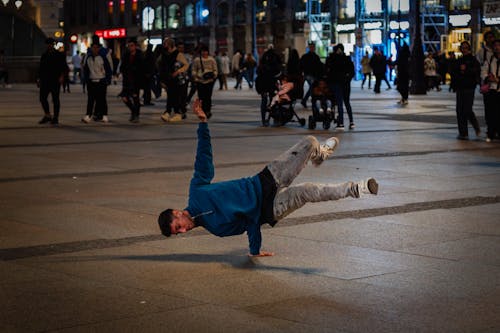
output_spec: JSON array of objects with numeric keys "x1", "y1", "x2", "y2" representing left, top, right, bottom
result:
[
  {"x1": 186, "y1": 123, "x2": 264, "y2": 255},
  {"x1": 452, "y1": 54, "x2": 481, "y2": 90},
  {"x1": 120, "y1": 49, "x2": 145, "y2": 90},
  {"x1": 38, "y1": 48, "x2": 67, "y2": 84},
  {"x1": 325, "y1": 52, "x2": 354, "y2": 84},
  {"x1": 300, "y1": 51, "x2": 324, "y2": 78},
  {"x1": 256, "y1": 49, "x2": 283, "y2": 94},
  {"x1": 370, "y1": 53, "x2": 387, "y2": 75}
]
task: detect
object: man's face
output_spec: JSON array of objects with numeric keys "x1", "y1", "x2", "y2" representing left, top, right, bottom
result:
[
  {"x1": 494, "y1": 41, "x2": 500, "y2": 55},
  {"x1": 91, "y1": 44, "x2": 99, "y2": 55},
  {"x1": 169, "y1": 210, "x2": 196, "y2": 235},
  {"x1": 128, "y1": 42, "x2": 136, "y2": 53}
]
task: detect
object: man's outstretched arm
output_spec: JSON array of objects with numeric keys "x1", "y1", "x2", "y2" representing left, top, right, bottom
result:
[{"x1": 190, "y1": 99, "x2": 214, "y2": 186}]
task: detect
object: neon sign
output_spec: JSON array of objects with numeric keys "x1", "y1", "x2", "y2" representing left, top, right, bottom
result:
[{"x1": 95, "y1": 28, "x2": 127, "y2": 39}]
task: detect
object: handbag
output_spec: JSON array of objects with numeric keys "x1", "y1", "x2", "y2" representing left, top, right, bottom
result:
[
  {"x1": 480, "y1": 83, "x2": 490, "y2": 94},
  {"x1": 199, "y1": 56, "x2": 215, "y2": 81}
]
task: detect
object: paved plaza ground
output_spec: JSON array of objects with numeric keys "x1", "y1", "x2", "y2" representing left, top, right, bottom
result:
[{"x1": 0, "y1": 80, "x2": 499, "y2": 332}]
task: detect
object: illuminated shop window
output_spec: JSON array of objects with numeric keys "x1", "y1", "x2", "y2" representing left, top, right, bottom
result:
[
  {"x1": 185, "y1": 4, "x2": 194, "y2": 27},
  {"x1": 338, "y1": 0, "x2": 355, "y2": 19},
  {"x1": 389, "y1": 0, "x2": 409, "y2": 12},
  {"x1": 217, "y1": 2, "x2": 229, "y2": 25},
  {"x1": 196, "y1": 0, "x2": 209, "y2": 25},
  {"x1": 168, "y1": 4, "x2": 181, "y2": 29},
  {"x1": 234, "y1": 1, "x2": 246, "y2": 24},
  {"x1": 366, "y1": 0, "x2": 382, "y2": 14},
  {"x1": 142, "y1": 6, "x2": 154, "y2": 31},
  {"x1": 294, "y1": 0, "x2": 307, "y2": 20},
  {"x1": 256, "y1": 0, "x2": 267, "y2": 22},
  {"x1": 155, "y1": 6, "x2": 166, "y2": 30},
  {"x1": 450, "y1": 0, "x2": 470, "y2": 10}
]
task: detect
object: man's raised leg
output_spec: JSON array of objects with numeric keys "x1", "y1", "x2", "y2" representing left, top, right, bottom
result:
[
  {"x1": 273, "y1": 178, "x2": 378, "y2": 221},
  {"x1": 267, "y1": 136, "x2": 339, "y2": 190}
]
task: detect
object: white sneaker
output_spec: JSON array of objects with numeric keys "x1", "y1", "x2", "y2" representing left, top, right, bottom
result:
[
  {"x1": 319, "y1": 108, "x2": 324, "y2": 113},
  {"x1": 357, "y1": 178, "x2": 378, "y2": 195},
  {"x1": 81, "y1": 115, "x2": 91, "y2": 123},
  {"x1": 402, "y1": 99, "x2": 408, "y2": 105},
  {"x1": 169, "y1": 113, "x2": 183, "y2": 122},
  {"x1": 486, "y1": 137, "x2": 492, "y2": 143},
  {"x1": 101, "y1": 115, "x2": 109, "y2": 123},
  {"x1": 326, "y1": 108, "x2": 332, "y2": 113},
  {"x1": 312, "y1": 137, "x2": 340, "y2": 167},
  {"x1": 161, "y1": 112, "x2": 171, "y2": 122}
]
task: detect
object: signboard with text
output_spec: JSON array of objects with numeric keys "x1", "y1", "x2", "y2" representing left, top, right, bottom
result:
[
  {"x1": 484, "y1": 1, "x2": 500, "y2": 18},
  {"x1": 95, "y1": 28, "x2": 127, "y2": 39}
]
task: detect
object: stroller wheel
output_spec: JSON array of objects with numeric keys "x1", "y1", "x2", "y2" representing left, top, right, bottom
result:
[
  {"x1": 323, "y1": 120, "x2": 331, "y2": 130},
  {"x1": 299, "y1": 118, "x2": 306, "y2": 127},
  {"x1": 308, "y1": 116, "x2": 316, "y2": 129}
]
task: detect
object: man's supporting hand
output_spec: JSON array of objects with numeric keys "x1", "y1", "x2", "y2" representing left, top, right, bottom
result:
[
  {"x1": 192, "y1": 98, "x2": 207, "y2": 122},
  {"x1": 249, "y1": 251, "x2": 275, "y2": 257}
]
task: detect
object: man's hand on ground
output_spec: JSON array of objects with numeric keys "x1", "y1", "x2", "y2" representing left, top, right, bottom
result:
[
  {"x1": 249, "y1": 251, "x2": 275, "y2": 257},
  {"x1": 192, "y1": 98, "x2": 207, "y2": 122}
]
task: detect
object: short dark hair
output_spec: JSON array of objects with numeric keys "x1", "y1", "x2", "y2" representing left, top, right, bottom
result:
[{"x1": 158, "y1": 209, "x2": 174, "y2": 237}]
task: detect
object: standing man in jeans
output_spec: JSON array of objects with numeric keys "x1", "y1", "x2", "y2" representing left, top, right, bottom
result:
[
  {"x1": 157, "y1": 99, "x2": 378, "y2": 257},
  {"x1": 300, "y1": 41, "x2": 324, "y2": 108},
  {"x1": 37, "y1": 38, "x2": 67, "y2": 125}
]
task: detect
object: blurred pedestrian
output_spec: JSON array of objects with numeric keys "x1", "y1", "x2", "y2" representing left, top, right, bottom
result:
[
  {"x1": 81, "y1": 38, "x2": 113, "y2": 123},
  {"x1": 37, "y1": 38, "x2": 67, "y2": 125},
  {"x1": 192, "y1": 45, "x2": 217, "y2": 119},
  {"x1": 72, "y1": 51, "x2": 82, "y2": 84},
  {"x1": 242, "y1": 52, "x2": 257, "y2": 89},
  {"x1": 370, "y1": 47, "x2": 386, "y2": 94},
  {"x1": 142, "y1": 44, "x2": 156, "y2": 106},
  {"x1": 424, "y1": 52, "x2": 441, "y2": 91},
  {"x1": 119, "y1": 39, "x2": 145, "y2": 123},
  {"x1": 481, "y1": 38, "x2": 500, "y2": 143},
  {"x1": 299, "y1": 41, "x2": 324, "y2": 108},
  {"x1": 452, "y1": 41, "x2": 481, "y2": 140},
  {"x1": 219, "y1": 51, "x2": 230, "y2": 90},
  {"x1": 361, "y1": 51, "x2": 372, "y2": 89},
  {"x1": 396, "y1": 43, "x2": 410, "y2": 105},
  {"x1": 255, "y1": 44, "x2": 282, "y2": 126},
  {"x1": 0, "y1": 49, "x2": 11, "y2": 88},
  {"x1": 232, "y1": 50, "x2": 243, "y2": 89}
]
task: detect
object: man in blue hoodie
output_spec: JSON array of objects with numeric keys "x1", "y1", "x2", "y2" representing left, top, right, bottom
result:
[{"x1": 158, "y1": 99, "x2": 378, "y2": 257}]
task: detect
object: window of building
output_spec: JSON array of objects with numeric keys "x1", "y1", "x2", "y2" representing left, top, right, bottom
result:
[
  {"x1": 234, "y1": 1, "x2": 246, "y2": 24},
  {"x1": 217, "y1": 2, "x2": 229, "y2": 25},
  {"x1": 422, "y1": 0, "x2": 440, "y2": 7},
  {"x1": 168, "y1": 4, "x2": 181, "y2": 29},
  {"x1": 185, "y1": 4, "x2": 194, "y2": 27},
  {"x1": 365, "y1": 0, "x2": 382, "y2": 14},
  {"x1": 142, "y1": 6, "x2": 154, "y2": 31},
  {"x1": 338, "y1": 0, "x2": 355, "y2": 19},
  {"x1": 294, "y1": 0, "x2": 307, "y2": 20},
  {"x1": 449, "y1": 0, "x2": 470, "y2": 10},
  {"x1": 155, "y1": 6, "x2": 166, "y2": 30},
  {"x1": 256, "y1": 0, "x2": 267, "y2": 22},
  {"x1": 272, "y1": 0, "x2": 286, "y2": 21},
  {"x1": 389, "y1": 0, "x2": 409, "y2": 13},
  {"x1": 196, "y1": 0, "x2": 209, "y2": 25}
]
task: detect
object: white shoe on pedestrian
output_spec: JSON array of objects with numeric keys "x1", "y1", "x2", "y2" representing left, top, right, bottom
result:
[
  {"x1": 101, "y1": 115, "x2": 109, "y2": 123},
  {"x1": 312, "y1": 137, "x2": 340, "y2": 167},
  {"x1": 169, "y1": 113, "x2": 183, "y2": 122},
  {"x1": 81, "y1": 115, "x2": 91, "y2": 123},
  {"x1": 161, "y1": 112, "x2": 171, "y2": 122}
]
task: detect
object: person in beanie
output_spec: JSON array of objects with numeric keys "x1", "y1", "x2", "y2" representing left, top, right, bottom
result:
[
  {"x1": 119, "y1": 39, "x2": 145, "y2": 123},
  {"x1": 37, "y1": 38, "x2": 68, "y2": 125},
  {"x1": 157, "y1": 99, "x2": 379, "y2": 257}
]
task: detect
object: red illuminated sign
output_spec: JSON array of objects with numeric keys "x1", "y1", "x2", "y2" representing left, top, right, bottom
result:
[{"x1": 94, "y1": 28, "x2": 127, "y2": 39}]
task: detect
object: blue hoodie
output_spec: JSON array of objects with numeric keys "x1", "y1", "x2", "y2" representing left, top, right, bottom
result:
[{"x1": 185, "y1": 123, "x2": 263, "y2": 255}]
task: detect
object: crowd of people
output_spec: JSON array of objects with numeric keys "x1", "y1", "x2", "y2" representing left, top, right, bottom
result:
[{"x1": 33, "y1": 32, "x2": 500, "y2": 142}]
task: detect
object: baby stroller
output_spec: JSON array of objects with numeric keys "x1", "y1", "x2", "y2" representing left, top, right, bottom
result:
[
  {"x1": 264, "y1": 74, "x2": 306, "y2": 127},
  {"x1": 308, "y1": 78, "x2": 336, "y2": 130}
]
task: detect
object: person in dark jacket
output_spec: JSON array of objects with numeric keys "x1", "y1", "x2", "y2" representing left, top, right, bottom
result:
[
  {"x1": 142, "y1": 44, "x2": 156, "y2": 106},
  {"x1": 37, "y1": 38, "x2": 68, "y2": 125},
  {"x1": 370, "y1": 47, "x2": 387, "y2": 94},
  {"x1": 119, "y1": 39, "x2": 145, "y2": 123},
  {"x1": 396, "y1": 43, "x2": 411, "y2": 105},
  {"x1": 325, "y1": 44, "x2": 355, "y2": 129},
  {"x1": 157, "y1": 99, "x2": 379, "y2": 257},
  {"x1": 256, "y1": 45, "x2": 283, "y2": 126},
  {"x1": 299, "y1": 41, "x2": 324, "y2": 108},
  {"x1": 452, "y1": 41, "x2": 481, "y2": 140}
]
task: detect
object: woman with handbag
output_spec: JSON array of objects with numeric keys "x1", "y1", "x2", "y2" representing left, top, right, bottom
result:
[
  {"x1": 481, "y1": 39, "x2": 500, "y2": 143},
  {"x1": 452, "y1": 41, "x2": 481, "y2": 140},
  {"x1": 192, "y1": 45, "x2": 218, "y2": 119}
]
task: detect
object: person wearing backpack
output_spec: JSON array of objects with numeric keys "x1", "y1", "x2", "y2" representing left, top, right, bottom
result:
[{"x1": 81, "y1": 37, "x2": 113, "y2": 123}]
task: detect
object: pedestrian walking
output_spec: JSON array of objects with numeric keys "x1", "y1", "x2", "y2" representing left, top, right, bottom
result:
[
  {"x1": 142, "y1": 44, "x2": 156, "y2": 106},
  {"x1": 452, "y1": 41, "x2": 481, "y2": 140},
  {"x1": 71, "y1": 51, "x2": 82, "y2": 84},
  {"x1": 158, "y1": 99, "x2": 378, "y2": 257},
  {"x1": 81, "y1": 39, "x2": 113, "y2": 123},
  {"x1": 424, "y1": 52, "x2": 441, "y2": 91},
  {"x1": 370, "y1": 47, "x2": 387, "y2": 94},
  {"x1": 232, "y1": 50, "x2": 243, "y2": 89},
  {"x1": 326, "y1": 44, "x2": 355, "y2": 130},
  {"x1": 37, "y1": 38, "x2": 68, "y2": 125},
  {"x1": 361, "y1": 51, "x2": 372, "y2": 89},
  {"x1": 158, "y1": 38, "x2": 190, "y2": 122},
  {"x1": 192, "y1": 45, "x2": 217, "y2": 119},
  {"x1": 255, "y1": 44, "x2": 283, "y2": 126},
  {"x1": 119, "y1": 39, "x2": 145, "y2": 123},
  {"x1": 480, "y1": 38, "x2": 500, "y2": 143},
  {"x1": 396, "y1": 43, "x2": 410, "y2": 105},
  {"x1": 219, "y1": 52, "x2": 230, "y2": 90},
  {"x1": 299, "y1": 41, "x2": 324, "y2": 108}
]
